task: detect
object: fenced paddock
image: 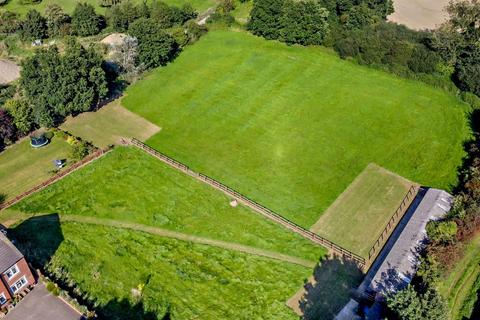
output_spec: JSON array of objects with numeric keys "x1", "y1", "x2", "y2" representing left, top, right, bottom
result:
[
  {"x1": 129, "y1": 138, "x2": 367, "y2": 267},
  {"x1": 310, "y1": 163, "x2": 418, "y2": 262}
]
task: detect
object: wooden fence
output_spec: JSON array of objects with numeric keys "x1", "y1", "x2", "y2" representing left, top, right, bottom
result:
[
  {"x1": 367, "y1": 184, "x2": 420, "y2": 261},
  {"x1": 0, "y1": 149, "x2": 109, "y2": 211},
  {"x1": 130, "y1": 138, "x2": 367, "y2": 267}
]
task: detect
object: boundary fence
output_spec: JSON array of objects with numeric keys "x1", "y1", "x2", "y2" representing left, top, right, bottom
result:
[
  {"x1": 0, "y1": 148, "x2": 109, "y2": 211},
  {"x1": 129, "y1": 138, "x2": 367, "y2": 267},
  {"x1": 367, "y1": 184, "x2": 420, "y2": 261}
]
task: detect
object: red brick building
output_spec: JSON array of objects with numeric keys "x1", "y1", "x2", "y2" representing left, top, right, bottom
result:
[{"x1": 0, "y1": 233, "x2": 35, "y2": 307}]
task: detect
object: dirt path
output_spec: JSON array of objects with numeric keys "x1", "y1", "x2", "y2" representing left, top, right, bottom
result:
[{"x1": 55, "y1": 215, "x2": 316, "y2": 268}]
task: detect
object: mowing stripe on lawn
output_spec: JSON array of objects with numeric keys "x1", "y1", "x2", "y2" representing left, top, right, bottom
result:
[{"x1": 58, "y1": 214, "x2": 317, "y2": 268}]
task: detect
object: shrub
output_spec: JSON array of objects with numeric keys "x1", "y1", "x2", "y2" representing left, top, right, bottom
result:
[
  {"x1": 70, "y1": 140, "x2": 91, "y2": 160},
  {"x1": 426, "y1": 220, "x2": 458, "y2": 244},
  {"x1": 46, "y1": 281, "x2": 60, "y2": 296},
  {"x1": 71, "y1": 3, "x2": 102, "y2": 36}
]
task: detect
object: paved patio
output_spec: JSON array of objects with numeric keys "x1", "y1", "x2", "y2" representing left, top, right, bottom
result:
[{"x1": 5, "y1": 282, "x2": 83, "y2": 320}]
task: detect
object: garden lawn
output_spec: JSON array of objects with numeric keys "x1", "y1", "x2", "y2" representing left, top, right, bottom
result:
[
  {"x1": 1, "y1": 0, "x2": 216, "y2": 15},
  {"x1": 437, "y1": 236, "x2": 480, "y2": 320},
  {"x1": 310, "y1": 163, "x2": 415, "y2": 258},
  {"x1": 11, "y1": 219, "x2": 310, "y2": 319},
  {"x1": 0, "y1": 136, "x2": 70, "y2": 201},
  {"x1": 123, "y1": 30, "x2": 470, "y2": 228},
  {"x1": 12, "y1": 146, "x2": 326, "y2": 262},
  {"x1": 60, "y1": 101, "x2": 160, "y2": 149}
]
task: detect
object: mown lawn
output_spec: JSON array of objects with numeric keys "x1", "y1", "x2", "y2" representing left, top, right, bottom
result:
[
  {"x1": 11, "y1": 218, "x2": 310, "y2": 319},
  {"x1": 1, "y1": 0, "x2": 216, "y2": 15},
  {"x1": 60, "y1": 101, "x2": 160, "y2": 149},
  {"x1": 310, "y1": 163, "x2": 414, "y2": 258},
  {"x1": 438, "y1": 236, "x2": 480, "y2": 320},
  {"x1": 123, "y1": 30, "x2": 469, "y2": 228},
  {"x1": 0, "y1": 136, "x2": 71, "y2": 201},
  {"x1": 12, "y1": 146, "x2": 326, "y2": 262}
]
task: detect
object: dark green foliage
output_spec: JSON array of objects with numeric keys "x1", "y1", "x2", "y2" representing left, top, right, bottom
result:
[
  {"x1": 248, "y1": 0, "x2": 285, "y2": 39},
  {"x1": 128, "y1": 18, "x2": 178, "y2": 69},
  {"x1": 98, "y1": 0, "x2": 122, "y2": 7},
  {"x1": 279, "y1": 0, "x2": 329, "y2": 45},
  {"x1": 71, "y1": 3, "x2": 102, "y2": 36},
  {"x1": 343, "y1": 4, "x2": 378, "y2": 29},
  {"x1": 150, "y1": 1, "x2": 197, "y2": 28},
  {"x1": 387, "y1": 286, "x2": 448, "y2": 320},
  {"x1": 426, "y1": 220, "x2": 458, "y2": 244},
  {"x1": 106, "y1": 1, "x2": 147, "y2": 31},
  {"x1": 0, "y1": 108, "x2": 16, "y2": 148},
  {"x1": 333, "y1": 22, "x2": 440, "y2": 76},
  {"x1": 183, "y1": 20, "x2": 207, "y2": 45},
  {"x1": 0, "y1": 85, "x2": 16, "y2": 106},
  {"x1": 20, "y1": 39, "x2": 108, "y2": 127},
  {"x1": 4, "y1": 99, "x2": 34, "y2": 135},
  {"x1": 0, "y1": 11, "x2": 21, "y2": 34},
  {"x1": 20, "y1": 10, "x2": 47, "y2": 41},
  {"x1": 45, "y1": 4, "x2": 71, "y2": 37},
  {"x1": 453, "y1": 45, "x2": 480, "y2": 96}
]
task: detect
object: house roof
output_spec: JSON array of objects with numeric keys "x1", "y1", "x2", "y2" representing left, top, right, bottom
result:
[
  {"x1": 0, "y1": 233, "x2": 24, "y2": 273},
  {"x1": 357, "y1": 188, "x2": 453, "y2": 296}
]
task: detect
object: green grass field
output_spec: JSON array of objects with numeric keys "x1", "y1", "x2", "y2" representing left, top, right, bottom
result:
[
  {"x1": 0, "y1": 136, "x2": 71, "y2": 201},
  {"x1": 123, "y1": 30, "x2": 470, "y2": 228},
  {"x1": 60, "y1": 101, "x2": 160, "y2": 149},
  {"x1": 1, "y1": 0, "x2": 216, "y2": 15},
  {"x1": 438, "y1": 236, "x2": 480, "y2": 320},
  {"x1": 11, "y1": 146, "x2": 326, "y2": 262},
  {"x1": 11, "y1": 219, "x2": 310, "y2": 319},
  {"x1": 310, "y1": 163, "x2": 414, "y2": 257}
]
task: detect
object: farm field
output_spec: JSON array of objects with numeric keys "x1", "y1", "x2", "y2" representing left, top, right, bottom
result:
[
  {"x1": 0, "y1": 136, "x2": 70, "y2": 201},
  {"x1": 123, "y1": 30, "x2": 469, "y2": 228},
  {"x1": 310, "y1": 163, "x2": 415, "y2": 258},
  {"x1": 438, "y1": 236, "x2": 480, "y2": 320},
  {"x1": 10, "y1": 218, "x2": 310, "y2": 319},
  {"x1": 60, "y1": 101, "x2": 160, "y2": 149},
  {"x1": 1, "y1": 0, "x2": 216, "y2": 15},
  {"x1": 11, "y1": 146, "x2": 327, "y2": 262}
]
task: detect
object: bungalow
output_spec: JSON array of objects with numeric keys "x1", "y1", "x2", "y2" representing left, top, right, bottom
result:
[{"x1": 0, "y1": 233, "x2": 35, "y2": 309}]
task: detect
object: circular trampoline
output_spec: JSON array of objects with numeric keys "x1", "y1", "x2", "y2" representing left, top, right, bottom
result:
[{"x1": 30, "y1": 134, "x2": 49, "y2": 148}]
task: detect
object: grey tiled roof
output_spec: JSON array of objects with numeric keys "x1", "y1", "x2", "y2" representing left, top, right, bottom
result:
[{"x1": 0, "y1": 233, "x2": 24, "y2": 273}]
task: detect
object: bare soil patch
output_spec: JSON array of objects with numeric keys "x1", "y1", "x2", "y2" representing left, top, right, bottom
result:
[
  {"x1": 388, "y1": 0, "x2": 450, "y2": 30},
  {"x1": 0, "y1": 59, "x2": 20, "y2": 84}
]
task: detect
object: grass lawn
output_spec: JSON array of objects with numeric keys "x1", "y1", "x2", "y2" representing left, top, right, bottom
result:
[
  {"x1": 122, "y1": 30, "x2": 469, "y2": 228},
  {"x1": 0, "y1": 136, "x2": 71, "y2": 201},
  {"x1": 11, "y1": 146, "x2": 326, "y2": 262},
  {"x1": 438, "y1": 236, "x2": 480, "y2": 320},
  {"x1": 60, "y1": 100, "x2": 160, "y2": 149},
  {"x1": 1, "y1": 0, "x2": 216, "y2": 15},
  {"x1": 11, "y1": 218, "x2": 310, "y2": 319},
  {"x1": 231, "y1": 0, "x2": 252, "y2": 24},
  {"x1": 310, "y1": 163, "x2": 414, "y2": 257}
]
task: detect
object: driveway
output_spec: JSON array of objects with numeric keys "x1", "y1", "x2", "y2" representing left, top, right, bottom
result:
[{"x1": 5, "y1": 282, "x2": 83, "y2": 320}]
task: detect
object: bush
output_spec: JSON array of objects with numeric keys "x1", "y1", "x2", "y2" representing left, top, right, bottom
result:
[
  {"x1": 46, "y1": 281, "x2": 60, "y2": 296},
  {"x1": 70, "y1": 140, "x2": 91, "y2": 160},
  {"x1": 426, "y1": 220, "x2": 458, "y2": 244},
  {"x1": 71, "y1": 3, "x2": 102, "y2": 36}
]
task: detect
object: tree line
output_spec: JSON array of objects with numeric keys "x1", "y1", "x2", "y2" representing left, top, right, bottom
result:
[
  {"x1": 0, "y1": 0, "x2": 207, "y2": 149},
  {"x1": 247, "y1": 0, "x2": 479, "y2": 100}
]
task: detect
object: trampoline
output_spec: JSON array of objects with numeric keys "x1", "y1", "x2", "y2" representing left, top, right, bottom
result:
[{"x1": 30, "y1": 134, "x2": 49, "y2": 148}]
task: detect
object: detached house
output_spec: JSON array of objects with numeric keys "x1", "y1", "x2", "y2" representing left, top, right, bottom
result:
[{"x1": 0, "y1": 233, "x2": 35, "y2": 307}]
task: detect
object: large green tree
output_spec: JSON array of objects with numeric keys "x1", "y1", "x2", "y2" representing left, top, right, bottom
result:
[
  {"x1": 248, "y1": 0, "x2": 285, "y2": 39},
  {"x1": 20, "y1": 10, "x2": 47, "y2": 40},
  {"x1": 20, "y1": 39, "x2": 108, "y2": 127},
  {"x1": 71, "y1": 3, "x2": 102, "y2": 36},
  {"x1": 45, "y1": 4, "x2": 70, "y2": 37},
  {"x1": 280, "y1": 0, "x2": 329, "y2": 45},
  {"x1": 128, "y1": 18, "x2": 178, "y2": 69},
  {"x1": 4, "y1": 99, "x2": 34, "y2": 135}
]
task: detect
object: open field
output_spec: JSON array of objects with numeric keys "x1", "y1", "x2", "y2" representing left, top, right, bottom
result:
[
  {"x1": 10, "y1": 218, "x2": 311, "y2": 319},
  {"x1": 123, "y1": 30, "x2": 469, "y2": 228},
  {"x1": 11, "y1": 146, "x2": 327, "y2": 262},
  {"x1": 438, "y1": 236, "x2": 480, "y2": 320},
  {"x1": 60, "y1": 101, "x2": 160, "y2": 149},
  {"x1": 388, "y1": 0, "x2": 449, "y2": 30},
  {"x1": 0, "y1": 136, "x2": 71, "y2": 201},
  {"x1": 1, "y1": 0, "x2": 216, "y2": 15},
  {"x1": 310, "y1": 163, "x2": 414, "y2": 257}
]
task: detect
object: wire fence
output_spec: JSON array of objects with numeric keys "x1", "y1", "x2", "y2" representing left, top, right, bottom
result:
[
  {"x1": 0, "y1": 149, "x2": 109, "y2": 211},
  {"x1": 130, "y1": 138, "x2": 367, "y2": 267}
]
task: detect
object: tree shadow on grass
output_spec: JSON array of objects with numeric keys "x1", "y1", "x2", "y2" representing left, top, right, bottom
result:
[
  {"x1": 299, "y1": 255, "x2": 364, "y2": 320},
  {"x1": 9, "y1": 214, "x2": 172, "y2": 320},
  {"x1": 0, "y1": 194, "x2": 5, "y2": 206}
]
